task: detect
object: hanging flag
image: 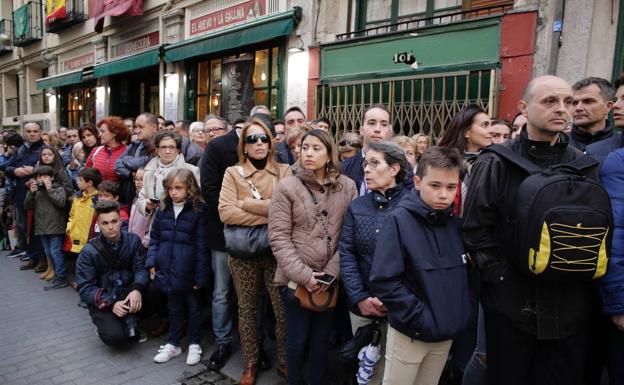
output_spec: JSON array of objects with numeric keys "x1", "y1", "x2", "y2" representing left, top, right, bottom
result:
[
  {"x1": 93, "y1": 0, "x2": 143, "y2": 33},
  {"x1": 13, "y1": 4, "x2": 30, "y2": 38},
  {"x1": 46, "y1": 0, "x2": 67, "y2": 26}
]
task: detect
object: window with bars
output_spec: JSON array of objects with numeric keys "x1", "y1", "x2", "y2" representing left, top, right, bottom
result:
[
  {"x1": 316, "y1": 69, "x2": 497, "y2": 141},
  {"x1": 357, "y1": 0, "x2": 462, "y2": 31}
]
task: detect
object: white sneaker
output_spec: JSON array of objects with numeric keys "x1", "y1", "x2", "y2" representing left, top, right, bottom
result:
[
  {"x1": 186, "y1": 344, "x2": 202, "y2": 365},
  {"x1": 154, "y1": 343, "x2": 182, "y2": 363}
]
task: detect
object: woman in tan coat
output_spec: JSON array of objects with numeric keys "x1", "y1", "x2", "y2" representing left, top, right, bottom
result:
[
  {"x1": 269, "y1": 129, "x2": 357, "y2": 385},
  {"x1": 218, "y1": 117, "x2": 290, "y2": 385}
]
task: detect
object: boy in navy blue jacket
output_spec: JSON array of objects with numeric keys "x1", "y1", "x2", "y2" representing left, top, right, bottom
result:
[{"x1": 370, "y1": 147, "x2": 476, "y2": 385}]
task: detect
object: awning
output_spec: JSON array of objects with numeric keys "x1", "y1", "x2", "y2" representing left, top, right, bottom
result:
[
  {"x1": 164, "y1": 7, "x2": 301, "y2": 63},
  {"x1": 36, "y1": 70, "x2": 83, "y2": 90},
  {"x1": 93, "y1": 48, "x2": 161, "y2": 78}
]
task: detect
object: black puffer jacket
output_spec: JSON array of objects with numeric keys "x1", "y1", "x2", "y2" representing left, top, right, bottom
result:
[
  {"x1": 76, "y1": 231, "x2": 149, "y2": 309},
  {"x1": 340, "y1": 184, "x2": 407, "y2": 310},
  {"x1": 462, "y1": 128, "x2": 599, "y2": 339}
]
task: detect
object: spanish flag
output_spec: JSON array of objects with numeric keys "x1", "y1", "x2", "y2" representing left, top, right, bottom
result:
[{"x1": 46, "y1": 0, "x2": 67, "y2": 26}]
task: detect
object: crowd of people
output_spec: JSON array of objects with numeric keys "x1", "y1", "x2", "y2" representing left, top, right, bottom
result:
[{"x1": 1, "y1": 73, "x2": 623, "y2": 385}]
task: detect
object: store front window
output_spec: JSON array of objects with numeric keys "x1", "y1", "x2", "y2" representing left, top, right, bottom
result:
[
  {"x1": 61, "y1": 85, "x2": 96, "y2": 128},
  {"x1": 109, "y1": 66, "x2": 159, "y2": 119},
  {"x1": 194, "y1": 46, "x2": 281, "y2": 121}
]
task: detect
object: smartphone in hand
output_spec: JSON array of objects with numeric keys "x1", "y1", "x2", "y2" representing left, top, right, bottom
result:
[{"x1": 316, "y1": 273, "x2": 336, "y2": 286}]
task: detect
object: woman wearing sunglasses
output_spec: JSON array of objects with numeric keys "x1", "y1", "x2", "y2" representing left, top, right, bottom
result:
[
  {"x1": 337, "y1": 132, "x2": 363, "y2": 161},
  {"x1": 218, "y1": 117, "x2": 290, "y2": 385}
]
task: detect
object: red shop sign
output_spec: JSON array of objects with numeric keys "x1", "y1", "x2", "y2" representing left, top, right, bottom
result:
[{"x1": 190, "y1": 0, "x2": 266, "y2": 36}]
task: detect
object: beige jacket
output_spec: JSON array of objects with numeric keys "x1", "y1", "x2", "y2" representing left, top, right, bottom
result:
[
  {"x1": 269, "y1": 165, "x2": 357, "y2": 286},
  {"x1": 218, "y1": 159, "x2": 290, "y2": 226}
]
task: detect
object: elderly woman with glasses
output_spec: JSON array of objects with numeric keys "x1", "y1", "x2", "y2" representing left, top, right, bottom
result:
[
  {"x1": 218, "y1": 117, "x2": 290, "y2": 385},
  {"x1": 339, "y1": 141, "x2": 410, "y2": 384},
  {"x1": 136, "y1": 131, "x2": 200, "y2": 223}
]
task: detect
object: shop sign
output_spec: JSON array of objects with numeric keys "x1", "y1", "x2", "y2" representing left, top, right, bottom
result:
[
  {"x1": 190, "y1": 0, "x2": 266, "y2": 37},
  {"x1": 114, "y1": 31, "x2": 159, "y2": 57},
  {"x1": 63, "y1": 52, "x2": 95, "y2": 72}
]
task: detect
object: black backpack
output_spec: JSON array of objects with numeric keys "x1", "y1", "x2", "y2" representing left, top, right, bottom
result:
[{"x1": 484, "y1": 144, "x2": 612, "y2": 281}]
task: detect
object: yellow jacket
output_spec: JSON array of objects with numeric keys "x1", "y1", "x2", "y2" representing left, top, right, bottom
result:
[{"x1": 66, "y1": 190, "x2": 98, "y2": 253}]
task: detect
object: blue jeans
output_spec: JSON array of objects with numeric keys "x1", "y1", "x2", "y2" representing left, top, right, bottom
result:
[
  {"x1": 211, "y1": 249, "x2": 232, "y2": 345},
  {"x1": 40, "y1": 234, "x2": 66, "y2": 278},
  {"x1": 280, "y1": 287, "x2": 335, "y2": 385},
  {"x1": 168, "y1": 290, "x2": 202, "y2": 346},
  {"x1": 462, "y1": 304, "x2": 488, "y2": 385}
]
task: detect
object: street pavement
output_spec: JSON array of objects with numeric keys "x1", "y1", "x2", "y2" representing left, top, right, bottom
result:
[{"x1": 0, "y1": 250, "x2": 286, "y2": 385}]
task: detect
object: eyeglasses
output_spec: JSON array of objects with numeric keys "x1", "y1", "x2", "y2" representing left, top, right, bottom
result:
[
  {"x1": 275, "y1": 132, "x2": 286, "y2": 137},
  {"x1": 203, "y1": 127, "x2": 226, "y2": 133},
  {"x1": 158, "y1": 145, "x2": 177, "y2": 151},
  {"x1": 362, "y1": 159, "x2": 384, "y2": 170},
  {"x1": 339, "y1": 139, "x2": 362, "y2": 147},
  {"x1": 245, "y1": 134, "x2": 270, "y2": 144}
]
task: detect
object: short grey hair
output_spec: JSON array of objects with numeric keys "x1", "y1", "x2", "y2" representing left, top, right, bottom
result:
[
  {"x1": 367, "y1": 141, "x2": 409, "y2": 183},
  {"x1": 572, "y1": 77, "x2": 616, "y2": 102},
  {"x1": 189, "y1": 121, "x2": 204, "y2": 133},
  {"x1": 204, "y1": 115, "x2": 227, "y2": 128},
  {"x1": 250, "y1": 105, "x2": 270, "y2": 116}
]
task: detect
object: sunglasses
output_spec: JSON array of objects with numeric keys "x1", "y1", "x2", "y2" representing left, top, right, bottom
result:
[
  {"x1": 245, "y1": 134, "x2": 270, "y2": 144},
  {"x1": 338, "y1": 139, "x2": 362, "y2": 147}
]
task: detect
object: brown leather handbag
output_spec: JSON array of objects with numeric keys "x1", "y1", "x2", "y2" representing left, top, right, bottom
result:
[
  {"x1": 293, "y1": 282, "x2": 339, "y2": 312},
  {"x1": 290, "y1": 177, "x2": 338, "y2": 312}
]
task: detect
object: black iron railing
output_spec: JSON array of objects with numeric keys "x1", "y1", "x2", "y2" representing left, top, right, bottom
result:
[
  {"x1": 337, "y1": 4, "x2": 514, "y2": 41},
  {"x1": 12, "y1": 1, "x2": 42, "y2": 47}
]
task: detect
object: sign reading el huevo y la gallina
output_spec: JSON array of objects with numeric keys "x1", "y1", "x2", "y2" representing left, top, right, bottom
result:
[{"x1": 190, "y1": 0, "x2": 265, "y2": 37}]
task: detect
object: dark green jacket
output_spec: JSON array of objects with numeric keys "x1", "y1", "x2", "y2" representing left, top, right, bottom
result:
[{"x1": 24, "y1": 180, "x2": 67, "y2": 235}]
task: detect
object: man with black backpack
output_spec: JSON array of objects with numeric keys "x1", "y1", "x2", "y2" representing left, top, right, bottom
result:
[
  {"x1": 76, "y1": 200, "x2": 149, "y2": 347},
  {"x1": 462, "y1": 75, "x2": 611, "y2": 385}
]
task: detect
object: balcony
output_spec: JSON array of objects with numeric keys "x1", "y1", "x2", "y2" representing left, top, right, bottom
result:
[
  {"x1": 336, "y1": 3, "x2": 515, "y2": 41},
  {"x1": 0, "y1": 19, "x2": 13, "y2": 55},
  {"x1": 13, "y1": 1, "x2": 42, "y2": 47},
  {"x1": 6, "y1": 97, "x2": 19, "y2": 117},
  {"x1": 46, "y1": 0, "x2": 86, "y2": 33},
  {"x1": 30, "y1": 93, "x2": 49, "y2": 114}
]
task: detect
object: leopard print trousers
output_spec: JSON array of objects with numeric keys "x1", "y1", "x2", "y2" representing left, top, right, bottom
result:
[{"x1": 228, "y1": 255, "x2": 286, "y2": 366}]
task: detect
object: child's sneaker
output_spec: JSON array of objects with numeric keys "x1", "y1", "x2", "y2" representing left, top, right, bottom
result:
[
  {"x1": 186, "y1": 344, "x2": 202, "y2": 366},
  {"x1": 154, "y1": 343, "x2": 182, "y2": 363}
]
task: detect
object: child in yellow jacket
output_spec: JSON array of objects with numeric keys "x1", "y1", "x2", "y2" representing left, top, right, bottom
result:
[{"x1": 66, "y1": 168, "x2": 101, "y2": 254}]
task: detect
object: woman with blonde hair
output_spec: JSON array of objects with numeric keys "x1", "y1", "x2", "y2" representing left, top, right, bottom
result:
[
  {"x1": 392, "y1": 135, "x2": 417, "y2": 168},
  {"x1": 218, "y1": 117, "x2": 290, "y2": 385},
  {"x1": 412, "y1": 133, "x2": 431, "y2": 159},
  {"x1": 285, "y1": 124, "x2": 312, "y2": 163}
]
